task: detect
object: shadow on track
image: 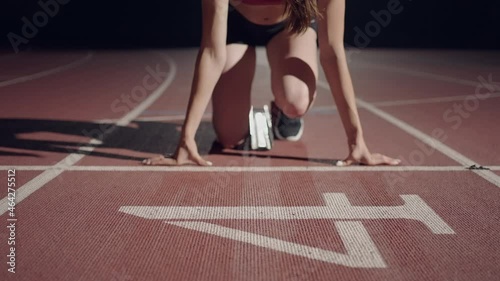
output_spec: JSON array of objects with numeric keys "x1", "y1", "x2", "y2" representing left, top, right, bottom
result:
[{"x1": 0, "y1": 118, "x2": 336, "y2": 165}]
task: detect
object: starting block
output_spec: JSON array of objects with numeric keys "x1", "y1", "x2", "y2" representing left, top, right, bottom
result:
[{"x1": 249, "y1": 105, "x2": 273, "y2": 150}]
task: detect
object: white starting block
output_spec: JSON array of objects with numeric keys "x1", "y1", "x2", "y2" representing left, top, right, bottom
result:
[{"x1": 249, "y1": 105, "x2": 273, "y2": 150}]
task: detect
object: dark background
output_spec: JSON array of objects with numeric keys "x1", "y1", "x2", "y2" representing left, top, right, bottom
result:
[{"x1": 1, "y1": 0, "x2": 499, "y2": 52}]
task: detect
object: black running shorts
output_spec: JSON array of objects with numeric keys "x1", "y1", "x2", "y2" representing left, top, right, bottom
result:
[{"x1": 226, "y1": 4, "x2": 318, "y2": 46}]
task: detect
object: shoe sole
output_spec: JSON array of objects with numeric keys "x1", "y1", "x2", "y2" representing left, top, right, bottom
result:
[
  {"x1": 273, "y1": 118, "x2": 304, "y2": 142},
  {"x1": 249, "y1": 105, "x2": 273, "y2": 150}
]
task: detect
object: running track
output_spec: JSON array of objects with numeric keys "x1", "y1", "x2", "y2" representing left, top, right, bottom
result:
[{"x1": 0, "y1": 48, "x2": 499, "y2": 281}]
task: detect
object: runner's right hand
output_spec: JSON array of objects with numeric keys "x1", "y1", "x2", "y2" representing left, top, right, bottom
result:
[{"x1": 142, "y1": 138, "x2": 213, "y2": 166}]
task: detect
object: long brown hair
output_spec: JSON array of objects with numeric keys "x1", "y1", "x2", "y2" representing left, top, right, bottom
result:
[{"x1": 284, "y1": 0, "x2": 319, "y2": 34}]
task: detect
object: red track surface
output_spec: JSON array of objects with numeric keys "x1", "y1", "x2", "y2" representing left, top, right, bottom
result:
[{"x1": 0, "y1": 49, "x2": 499, "y2": 281}]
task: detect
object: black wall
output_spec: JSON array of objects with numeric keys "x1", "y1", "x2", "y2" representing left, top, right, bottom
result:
[{"x1": 1, "y1": 0, "x2": 499, "y2": 51}]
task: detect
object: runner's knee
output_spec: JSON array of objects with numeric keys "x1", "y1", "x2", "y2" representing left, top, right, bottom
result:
[{"x1": 277, "y1": 82, "x2": 315, "y2": 118}]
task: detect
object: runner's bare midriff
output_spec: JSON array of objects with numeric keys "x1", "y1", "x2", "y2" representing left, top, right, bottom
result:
[{"x1": 229, "y1": 0, "x2": 286, "y2": 25}]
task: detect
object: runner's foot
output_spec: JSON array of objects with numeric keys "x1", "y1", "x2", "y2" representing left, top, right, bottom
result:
[{"x1": 271, "y1": 101, "x2": 304, "y2": 141}]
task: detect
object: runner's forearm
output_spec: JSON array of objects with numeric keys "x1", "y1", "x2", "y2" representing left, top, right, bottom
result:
[
  {"x1": 182, "y1": 48, "x2": 226, "y2": 140},
  {"x1": 320, "y1": 49, "x2": 364, "y2": 145}
]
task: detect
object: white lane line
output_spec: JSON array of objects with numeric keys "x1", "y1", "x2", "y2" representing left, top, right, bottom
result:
[
  {"x1": 274, "y1": 92, "x2": 500, "y2": 112},
  {"x1": 97, "y1": 113, "x2": 212, "y2": 124},
  {"x1": 0, "y1": 51, "x2": 94, "y2": 88},
  {"x1": 103, "y1": 92, "x2": 500, "y2": 124},
  {"x1": 372, "y1": 93, "x2": 500, "y2": 107},
  {"x1": 0, "y1": 139, "x2": 100, "y2": 212},
  {"x1": 124, "y1": 91, "x2": 500, "y2": 121},
  {"x1": 98, "y1": 93, "x2": 500, "y2": 124},
  {"x1": 1, "y1": 165, "x2": 500, "y2": 172},
  {"x1": 0, "y1": 53, "x2": 178, "y2": 215},
  {"x1": 0, "y1": 166, "x2": 54, "y2": 171},
  {"x1": 320, "y1": 79, "x2": 500, "y2": 188},
  {"x1": 255, "y1": 56, "x2": 500, "y2": 187},
  {"x1": 359, "y1": 62, "x2": 484, "y2": 87},
  {"x1": 114, "y1": 54, "x2": 176, "y2": 127},
  {"x1": 166, "y1": 221, "x2": 386, "y2": 268},
  {"x1": 357, "y1": 100, "x2": 500, "y2": 187}
]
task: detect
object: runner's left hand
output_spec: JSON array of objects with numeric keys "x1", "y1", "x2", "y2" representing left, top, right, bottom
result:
[{"x1": 337, "y1": 140, "x2": 401, "y2": 166}]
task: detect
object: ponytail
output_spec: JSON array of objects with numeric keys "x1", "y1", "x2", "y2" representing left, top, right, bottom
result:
[{"x1": 284, "y1": 0, "x2": 319, "y2": 34}]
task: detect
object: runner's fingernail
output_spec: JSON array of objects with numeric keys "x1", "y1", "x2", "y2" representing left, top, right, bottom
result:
[
  {"x1": 207, "y1": 161, "x2": 213, "y2": 166},
  {"x1": 336, "y1": 161, "x2": 345, "y2": 167}
]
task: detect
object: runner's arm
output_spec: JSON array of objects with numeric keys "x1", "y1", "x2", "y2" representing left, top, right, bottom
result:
[
  {"x1": 317, "y1": 0, "x2": 400, "y2": 165},
  {"x1": 182, "y1": 0, "x2": 229, "y2": 141},
  {"x1": 317, "y1": 0, "x2": 363, "y2": 146}
]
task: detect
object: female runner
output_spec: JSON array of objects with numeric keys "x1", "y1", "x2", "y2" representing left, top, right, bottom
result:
[{"x1": 144, "y1": 0, "x2": 401, "y2": 166}]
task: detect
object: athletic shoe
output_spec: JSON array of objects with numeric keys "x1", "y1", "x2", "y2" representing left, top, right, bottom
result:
[{"x1": 271, "y1": 101, "x2": 304, "y2": 141}]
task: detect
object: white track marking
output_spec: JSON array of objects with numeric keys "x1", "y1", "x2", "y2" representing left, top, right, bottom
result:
[
  {"x1": 99, "y1": 93, "x2": 500, "y2": 124},
  {"x1": 0, "y1": 166, "x2": 54, "y2": 171},
  {"x1": 0, "y1": 52, "x2": 94, "y2": 88},
  {"x1": 125, "y1": 192, "x2": 456, "y2": 267},
  {"x1": 114, "y1": 55, "x2": 176, "y2": 126},
  {"x1": 122, "y1": 193, "x2": 455, "y2": 234},
  {"x1": 0, "y1": 53, "x2": 177, "y2": 215},
  {"x1": 372, "y1": 93, "x2": 500, "y2": 107},
  {"x1": 320, "y1": 78, "x2": 500, "y2": 188},
  {"x1": 348, "y1": 94, "x2": 500, "y2": 188},
  {"x1": 266, "y1": 92, "x2": 500, "y2": 112},
  {"x1": 167, "y1": 220, "x2": 386, "y2": 268},
  {"x1": 0, "y1": 139, "x2": 100, "y2": 213},
  {"x1": 99, "y1": 89, "x2": 500, "y2": 123},
  {"x1": 358, "y1": 62, "x2": 486, "y2": 87},
  {"x1": 255, "y1": 56, "x2": 500, "y2": 187},
  {"x1": 2, "y1": 165, "x2": 500, "y2": 172},
  {"x1": 99, "y1": 92, "x2": 500, "y2": 124},
  {"x1": 97, "y1": 113, "x2": 212, "y2": 124},
  {"x1": 132, "y1": 91, "x2": 500, "y2": 120},
  {"x1": 135, "y1": 113, "x2": 212, "y2": 122}
]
